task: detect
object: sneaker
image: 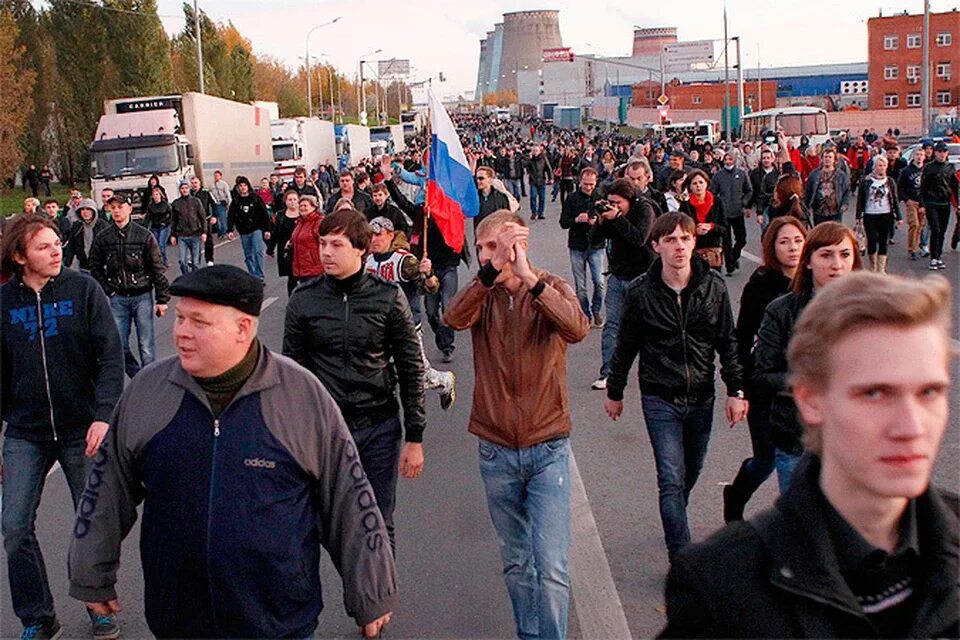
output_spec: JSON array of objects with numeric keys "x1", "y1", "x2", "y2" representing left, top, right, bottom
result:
[
  {"x1": 206, "y1": 261, "x2": 214, "y2": 266},
  {"x1": 21, "y1": 619, "x2": 62, "y2": 640},
  {"x1": 591, "y1": 377, "x2": 607, "y2": 390},
  {"x1": 929, "y1": 259, "x2": 939, "y2": 270},
  {"x1": 440, "y1": 350, "x2": 453, "y2": 364},
  {"x1": 88, "y1": 610, "x2": 120, "y2": 640},
  {"x1": 438, "y1": 371, "x2": 456, "y2": 411},
  {"x1": 936, "y1": 259, "x2": 946, "y2": 270},
  {"x1": 909, "y1": 251, "x2": 917, "y2": 261},
  {"x1": 888, "y1": 237, "x2": 895, "y2": 245},
  {"x1": 920, "y1": 245, "x2": 930, "y2": 257},
  {"x1": 530, "y1": 214, "x2": 536, "y2": 221}
]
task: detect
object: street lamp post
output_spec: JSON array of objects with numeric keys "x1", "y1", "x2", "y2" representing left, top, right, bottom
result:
[
  {"x1": 194, "y1": 0, "x2": 204, "y2": 93},
  {"x1": 305, "y1": 17, "x2": 341, "y2": 117},
  {"x1": 357, "y1": 49, "x2": 383, "y2": 124}
]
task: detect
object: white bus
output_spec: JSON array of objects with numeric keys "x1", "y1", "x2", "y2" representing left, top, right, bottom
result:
[
  {"x1": 663, "y1": 120, "x2": 722, "y2": 145},
  {"x1": 741, "y1": 106, "x2": 830, "y2": 148}
]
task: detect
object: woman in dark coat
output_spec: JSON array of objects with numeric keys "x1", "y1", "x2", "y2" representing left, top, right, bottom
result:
[
  {"x1": 678, "y1": 169, "x2": 725, "y2": 269},
  {"x1": 722, "y1": 216, "x2": 807, "y2": 522},
  {"x1": 265, "y1": 189, "x2": 301, "y2": 295}
]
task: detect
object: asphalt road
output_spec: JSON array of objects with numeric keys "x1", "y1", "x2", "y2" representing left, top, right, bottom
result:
[{"x1": 2, "y1": 196, "x2": 958, "y2": 639}]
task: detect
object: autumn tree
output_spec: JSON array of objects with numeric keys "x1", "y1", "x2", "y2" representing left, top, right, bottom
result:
[{"x1": 0, "y1": 8, "x2": 36, "y2": 185}]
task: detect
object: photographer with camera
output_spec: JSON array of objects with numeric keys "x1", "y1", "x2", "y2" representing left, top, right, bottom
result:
[
  {"x1": 591, "y1": 178, "x2": 656, "y2": 390},
  {"x1": 560, "y1": 167, "x2": 606, "y2": 327}
]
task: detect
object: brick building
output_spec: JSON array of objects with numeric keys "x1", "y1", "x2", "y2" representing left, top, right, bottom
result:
[
  {"x1": 867, "y1": 9, "x2": 959, "y2": 110},
  {"x1": 631, "y1": 80, "x2": 778, "y2": 112}
]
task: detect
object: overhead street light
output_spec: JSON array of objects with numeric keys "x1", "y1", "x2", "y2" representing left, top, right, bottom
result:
[
  {"x1": 305, "y1": 17, "x2": 342, "y2": 117},
  {"x1": 357, "y1": 48, "x2": 383, "y2": 123}
]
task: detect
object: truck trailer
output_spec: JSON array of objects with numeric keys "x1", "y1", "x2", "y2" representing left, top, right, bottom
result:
[
  {"x1": 89, "y1": 93, "x2": 274, "y2": 210},
  {"x1": 271, "y1": 118, "x2": 336, "y2": 181}
]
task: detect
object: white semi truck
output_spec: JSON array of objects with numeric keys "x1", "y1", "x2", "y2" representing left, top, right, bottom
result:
[
  {"x1": 89, "y1": 93, "x2": 274, "y2": 211},
  {"x1": 341, "y1": 125, "x2": 372, "y2": 168},
  {"x1": 271, "y1": 118, "x2": 336, "y2": 181}
]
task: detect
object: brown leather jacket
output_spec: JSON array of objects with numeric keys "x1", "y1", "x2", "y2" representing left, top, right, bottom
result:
[{"x1": 444, "y1": 269, "x2": 589, "y2": 448}]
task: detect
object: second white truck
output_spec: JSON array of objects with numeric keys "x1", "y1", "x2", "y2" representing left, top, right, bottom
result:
[{"x1": 270, "y1": 118, "x2": 337, "y2": 180}]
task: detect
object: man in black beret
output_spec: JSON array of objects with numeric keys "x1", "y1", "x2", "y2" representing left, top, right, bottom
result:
[{"x1": 68, "y1": 264, "x2": 398, "y2": 639}]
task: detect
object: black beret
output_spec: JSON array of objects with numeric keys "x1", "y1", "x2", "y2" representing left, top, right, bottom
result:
[{"x1": 169, "y1": 265, "x2": 264, "y2": 316}]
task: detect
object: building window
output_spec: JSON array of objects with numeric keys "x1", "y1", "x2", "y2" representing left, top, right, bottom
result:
[
  {"x1": 884, "y1": 93, "x2": 899, "y2": 108},
  {"x1": 884, "y1": 35, "x2": 899, "y2": 50},
  {"x1": 884, "y1": 65, "x2": 899, "y2": 80},
  {"x1": 936, "y1": 62, "x2": 952, "y2": 79},
  {"x1": 906, "y1": 93, "x2": 922, "y2": 107},
  {"x1": 907, "y1": 33, "x2": 922, "y2": 48},
  {"x1": 936, "y1": 32, "x2": 953, "y2": 46},
  {"x1": 906, "y1": 65, "x2": 921, "y2": 84},
  {"x1": 937, "y1": 91, "x2": 952, "y2": 105},
  {"x1": 692, "y1": 95, "x2": 702, "y2": 105}
]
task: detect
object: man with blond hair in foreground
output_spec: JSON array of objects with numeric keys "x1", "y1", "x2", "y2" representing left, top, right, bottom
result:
[
  {"x1": 661, "y1": 271, "x2": 958, "y2": 638},
  {"x1": 445, "y1": 210, "x2": 589, "y2": 640}
]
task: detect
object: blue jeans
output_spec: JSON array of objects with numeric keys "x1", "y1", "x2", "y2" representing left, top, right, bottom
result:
[
  {"x1": 240, "y1": 230, "x2": 265, "y2": 280},
  {"x1": 505, "y1": 178, "x2": 522, "y2": 200},
  {"x1": 641, "y1": 394, "x2": 716, "y2": 558},
  {"x1": 424, "y1": 264, "x2": 458, "y2": 354},
  {"x1": 569, "y1": 248, "x2": 606, "y2": 320},
  {"x1": 2, "y1": 436, "x2": 90, "y2": 627},
  {"x1": 177, "y1": 235, "x2": 202, "y2": 275},
  {"x1": 150, "y1": 225, "x2": 171, "y2": 266},
  {"x1": 478, "y1": 437, "x2": 571, "y2": 640},
  {"x1": 215, "y1": 203, "x2": 228, "y2": 236},
  {"x1": 350, "y1": 416, "x2": 402, "y2": 555},
  {"x1": 774, "y1": 448, "x2": 802, "y2": 494},
  {"x1": 599, "y1": 274, "x2": 629, "y2": 378},
  {"x1": 530, "y1": 184, "x2": 546, "y2": 216},
  {"x1": 109, "y1": 290, "x2": 155, "y2": 379}
]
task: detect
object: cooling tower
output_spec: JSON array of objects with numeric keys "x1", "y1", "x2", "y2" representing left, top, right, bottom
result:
[
  {"x1": 475, "y1": 38, "x2": 489, "y2": 99},
  {"x1": 632, "y1": 26, "x2": 678, "y2": 57},
  {"x1": 497, "y1": 10, "x2": 563, "y2": 95}
]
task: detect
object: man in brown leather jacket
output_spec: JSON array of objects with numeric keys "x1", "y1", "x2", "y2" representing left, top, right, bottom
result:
[{"x1": 445, "y1": 210, "x2": 589, "y2": 640}]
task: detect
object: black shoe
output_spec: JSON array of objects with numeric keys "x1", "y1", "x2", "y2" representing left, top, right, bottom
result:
[
  {"x1": 952, "y1": 236, "x2": 959, "y2": 251},
  {"x1": 441, "y1": 350, "x2": 453, "y2": 363},
  {"x1": 537, "y1": 215, "x2": 545, "y2": 220},
  {"x1": 21, "y1": 619, "x2": 62, "y2": 640},
  {"x1": 722, "y1": 484, "x2": 745, "y2": 523},
  {"x1": 530, "y1": 214, "x2": 536, "y2": 220}
]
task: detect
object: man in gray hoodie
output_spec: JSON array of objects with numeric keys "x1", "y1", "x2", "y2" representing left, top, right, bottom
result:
[{"x1": 710, "y1": 151, "x2": 753, "y2": 275}]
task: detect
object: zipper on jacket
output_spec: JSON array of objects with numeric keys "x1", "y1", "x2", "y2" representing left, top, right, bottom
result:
[
  {"x1": 342, "y1": 293, "x2": 350, "y2": 358},
  {"x1": 675, "y1": 292, "x2": 693, "y2": 399},
  {"x1": 206, "y1": 416, "x2": 221, "y2": 633},
  {"x1": 36, "y1": 290, "x2": 59, "y2": 441},
  {"x1": 117, "y1": 226, "x2": 129, "y2": 293}
]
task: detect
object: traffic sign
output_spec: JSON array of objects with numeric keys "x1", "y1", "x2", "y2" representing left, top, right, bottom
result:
[{"x1": 657, "y1": 94, "x2": 669, "y2": 106}]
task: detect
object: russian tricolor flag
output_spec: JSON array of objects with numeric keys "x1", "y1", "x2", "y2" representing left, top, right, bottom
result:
[{"x1": 426, "y1": 88, "x2": 479, "y2": 254}]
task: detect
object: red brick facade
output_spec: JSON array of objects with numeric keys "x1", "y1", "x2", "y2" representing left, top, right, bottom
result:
[
  {"x1": 631, "y1": 80, "x2": 778, "y2": 112},
  {"x1": 867, "y1": 10, "x2": 959, "y2": 110}
]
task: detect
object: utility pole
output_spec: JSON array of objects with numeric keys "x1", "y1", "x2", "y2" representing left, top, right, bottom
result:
[
  {"x1": 921, "y1": 0, "x2": 931, "y2": 136},
  {"x1": 735, "y1": 36, "x2": 745, "y2": 133},
  {"x1": 194, "y1": 0, "x2": 205, "y2": 93},
  {"x1": 723, "y1": 2, "x2": 731, "y2": 143},
  {"x1": 757, "y1": 44, "x2": 762, "y2": 112}
]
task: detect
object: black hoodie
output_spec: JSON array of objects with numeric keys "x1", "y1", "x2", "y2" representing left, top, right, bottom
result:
[
  {"x1": 227, "y1": 192, "x2": 271, "y2": 235},
  {"x1": 1, "y1": 268, "x2": 124, "y2": 442}
]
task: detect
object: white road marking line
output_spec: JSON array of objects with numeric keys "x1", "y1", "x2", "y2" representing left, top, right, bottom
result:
[
  {"x1": 741, "y1": 250, "x2": 761, "y2": 264},
  {"x1": 214, "y1": 238, "x2": 233, "y2": 248},
  {"x1": 47, "y1": 461, "x2": 61, "y2": 478},
  {"x1": 570, "y1": 451, "x2": 632, "y2": 640},
  {"x1": 261, "y1": 296, "x2": 278, "y2": 311}
]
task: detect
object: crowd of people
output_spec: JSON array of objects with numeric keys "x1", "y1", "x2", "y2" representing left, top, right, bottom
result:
[{"x1": 1, "y1": 110, "x2": 957, "y2": 640}]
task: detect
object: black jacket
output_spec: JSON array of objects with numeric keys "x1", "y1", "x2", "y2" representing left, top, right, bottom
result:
[
  {"x1": 143, "y1": 200, "x2": 173, "y2": 229},
  {"x1": 63, "y1": 218, "x2": 109, "y2": 271},
  {"x1": 171, "y1": 195, "x2": 209, "y2": 237},
  {"x1": 324, "y1": 189, "x2": 374, "y2": 215},
  {"x1": 919, "y1": 159, "x2": 959, "y2": 206},
  {"x1": 190, "y1": 187, "x2": 216, "y2": 222},
  {"x1": 855, "y1": 175, "x2": 902, "y2": 221},
  {"x1": 597, "y1": 197, "x2": 656, "y2": 279},
  {"x1": 735, "y1": 267, "x2": 791, "y2": 390},
  {"x1": 606, "y1": 257, "x2": 743, "y2": 403},
  {"x1": 559, "y1": 189, "x2": 604, "y2": 250},
  {"x1": 752, "y1": 289, "x2": 810, "y2": 454},
  {"x1": 748, "y1": 166, "x2": 780, "y2": 212},
  {"x1": 475, "y1": 188, "x2": 510, "y2": 228},
  {"x1": 282, "y1": 270, "x2": 426, "y2": 442},
  {"x1": 88, "y1": 221, "x2": 170, "y2": 302},
  {"x1": 525, "y1": 154, "x2": 553, "y2": 186},
  {"x1": 368, "y1": 202, "x2": 410, "y2": 235},
  {"x1": 662, "y1": 455, "x2": 959, "y2": 639},
  {"x1": 265, "y1": 213, "x2": 298, "y2": 277},
  {"x1": 1, "y1": 269, "x2": 123, "y2": 442},
  {"x1": 678, "y1": 197, "x2": 725, "y2": 250},
  {"x1": 228, "y1": 193, "x2": 271, "y2": 235}
]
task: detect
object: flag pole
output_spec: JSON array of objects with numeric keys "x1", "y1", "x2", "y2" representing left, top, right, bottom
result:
[{"x1": 423, "y1": 107, "x2": 432, "y2": 259}]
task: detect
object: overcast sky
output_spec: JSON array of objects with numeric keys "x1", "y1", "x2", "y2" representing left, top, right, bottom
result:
[{"x1": 137, "y1": 0, "x2": 957, "y2": 98}]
